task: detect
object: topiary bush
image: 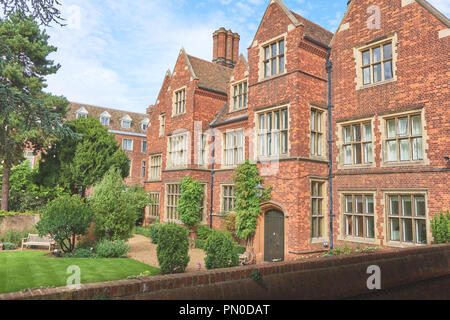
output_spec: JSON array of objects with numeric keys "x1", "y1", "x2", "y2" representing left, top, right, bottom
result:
[
  {"x1": 431, "y1": 210, "x2": 450, "y2": 244},
  {"x1": 94, "y1": 240, "x2": 130, "y2": 258},
  {"x1": 148, "y1": 221, "x2": 162, "y2": 244},
  {"x1": 204, "y1": 230, "x2": 239, "y2": 270},
  {"x1": 2, "y1": 242, "x2": 16, "y2": 251},
  {"x1": 196, "y1": 225, "x2": 213, "y2": 240},
  {"x1": 156, "y1": 223, "x2": 190, "y2": 274}
]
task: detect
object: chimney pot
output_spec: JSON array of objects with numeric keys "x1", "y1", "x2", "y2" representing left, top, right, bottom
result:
[{"x1": 212, "y1": 27, "x2": 240, "y2": 68}]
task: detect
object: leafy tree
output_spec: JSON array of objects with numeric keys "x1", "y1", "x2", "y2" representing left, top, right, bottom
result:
[
  {"x1": 1, "y1": 0, "x2": 64, "y2": 26},
  {"x1": 178, "y1": 176, "x2": 204, "y2": 231},
  {"x1": 0, "y1": 13, "x2": 71, "y2": 211},
  {"x1": 233, "y1": 160, "x2": 272, "y2": 263},
  {"x1": 36, "y1": 194, "x2": 93, "y2": 253},
  {"x1": 90, "y1": 167, "x2": 150, "y2": 241},
  {"x1": 0, "y1": 161, "x2": 67, "y2": 212},
  {"x1": 36, "y1": 117, "x2": 130, "y2": 197}
]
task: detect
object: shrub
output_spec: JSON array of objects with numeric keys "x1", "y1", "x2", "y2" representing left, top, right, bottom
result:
[
  {"x1": 156, "y1": 223, "x2": 190, "y2": 274},
  {"x1": 431, "y1": 211, "x2": 450, "y2": 244},
  {"x1": 65, "y1": 248, "x2": 94, "y2": 258},
  {"x1": 204, "y1": 230, "x2": 239, "y2": 270},
  {"x1": 90, "y1": 168, "x2": 150, "y2": 241},
  {"x1": 234, "y1": 245, "x2": 246, "y2": 255},
  {"x1": 0, "y1": 210, "x2": 38, "y2": 217},
  {"x1": 36, "y1": 194, "x2": 93, "y2": 253},
  {"x1": 94, "y1": 240, "x2": 130, "y2": 258},
  {"x1": 0, "y1": 228, "x2": 37, "y2": 248},
  {"x1": 196, "y1": 225, "x2": 213, "y2": 240},
  {"x1": 178, "y1": 177, "x2": 204, "y2": 231},
  {"x1": 76, "y1": 237, "x2": 95, "y2": 250},
  {"x1": 224, "y1": 212, "x2": 237, "y2": 238},
  {"x1": 195, "y1": 239, "x2": 206, "y2": 250},
  {"x1": 134, "y1": 226, "x2": 151, "y2": 238},
  {"x1": 148, "y1": 221, "x2": 162, "y2": 244},
  {"x1": 2, "y1": 242, "x2": 16, "y2": 251}
]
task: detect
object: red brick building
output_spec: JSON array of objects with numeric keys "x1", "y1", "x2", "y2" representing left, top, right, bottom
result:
[
  {"x1": 144, "y1": 0, "x2": 449, "y2": 262},
  {"x1": 65, "y1": 102, "x2": 150, "y2": 187},
  {"x1": 330, "y1": 0, "x2": 449, "y2": 248}
]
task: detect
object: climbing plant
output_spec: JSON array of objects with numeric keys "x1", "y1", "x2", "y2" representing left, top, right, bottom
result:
[
  {"x1": 233, "y1": 160, "x2": 272, "y2": 262},
  {"x1": 178, "y1": 176, "x2": 204, "y2": 231}
]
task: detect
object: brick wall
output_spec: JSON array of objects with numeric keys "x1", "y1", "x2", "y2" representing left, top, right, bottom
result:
[{"x1": 2, "y1": 244, "x2": 448, "y2": 300}]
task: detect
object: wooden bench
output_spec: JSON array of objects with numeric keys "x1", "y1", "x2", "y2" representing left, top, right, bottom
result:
[{"x1": 21, "y1": 234, "x2": 56, "y2": 251}]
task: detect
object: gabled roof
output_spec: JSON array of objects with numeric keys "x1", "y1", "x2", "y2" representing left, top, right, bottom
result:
[
  {"x1": 330, "y1": 0, "x2": 449, "y2": 46},
  {"x1": 250, "y1": 0, "x2": 333, "y2": 47},
  {"x1": 66, "y1": 102, "x2": 148, "y2": 134},
  {"x1": 186, "y1": 54, "x2": 233, "y2": 94},
  {"x1": 290, "y1": 11, "x2": 334, "y2": 46}
]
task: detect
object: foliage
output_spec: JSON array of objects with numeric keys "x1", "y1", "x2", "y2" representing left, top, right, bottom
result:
[
  {"x1": 0, "y1": 210, "x2": 38, "y2": 217},
  {"x1": 0, "y1": 162, "x2": 67, "y2": 212},
  {"x1": 224, "y1": 212, "x2": 237, "y2": 238},
  {"x1": 156, "y1": 223, "x2": 190, "y2": 274},
  {"x1": 0, "y1": 13, "x2": 72, "y2": 211},
  {"x1": 195, "y1": 239, "x2": 206, "y2": 250},
  {"x1": 196, "y1": 225, "x2": 213, "y2": 240},
  {"x1": 233, "y1": 160, "x2": 272, "y2": 241},
  {"x1": 178, "y1": 177, "x2": 204, "y2": 230},
  {"x1": 2, "y1": 242, "x2": 16, "y2": 251},
  {"x1": 76, "y1": 237, "x2": 95, "y2": 250},
  {"x1": 1, "y1": 0, "x2": 64, "y2": 26},
  {"x1": 251, "y1": 269, "x2": 266, "y2": 288},
  {"x1": 134, "y1": 226, "x2": 151, "y2": 238},
  {"x1": 148, "y1": 221, "x2": 162, "y2": 244},
  {"x1": 323, "y1": 243, "x2": 380, "y2": 257},
  {"x1": 204, "y1": 230, "x2": 239, "y2": 270},
  {"x1": 36, "y1": 117, "x2": 130, "y2": 197},
  {"x1": 0, "y1": 227, "x2": 37, "y2": 247},
  {"x1": 36, "y1": 194, "x2": 93, "y2": 253},
  {"x1": 90, "y1": 168, "x2": 150, "y2": 241},
  {"x1": 64, "y1": 248, "x2": 93, "y2": 258},
  {"x1": 431, "y1": 211, "x2": 450, "y2": 244},
  {"x1": 234, "y1": 245, "x2": 246, "y2": 255},
  {"x1": 94, "y1": 240, "x2": 130, "y2": 258}
]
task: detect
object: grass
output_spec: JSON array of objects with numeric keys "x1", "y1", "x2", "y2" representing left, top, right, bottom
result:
[{"x1": 0, "y1": 251, "x2": 160, "y2": 295}]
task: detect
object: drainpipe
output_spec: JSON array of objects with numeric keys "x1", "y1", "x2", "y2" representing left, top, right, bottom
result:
[
  {"x1": 209, "y1": 131, "x2": 216, "y2": 229},
  {"x1": 326, "y1": 48, "x2": 334, "y2": 250}
]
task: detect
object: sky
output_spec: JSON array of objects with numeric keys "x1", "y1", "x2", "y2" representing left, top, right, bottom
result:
[{"x1": 41, "y1": 0, "x2": 450, "y2": 115}]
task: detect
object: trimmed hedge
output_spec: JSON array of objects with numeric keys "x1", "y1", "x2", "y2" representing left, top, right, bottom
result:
[
  {"x1": 94, "y1": 240, "x2": 130, "y2": 258},
  {"x1": 2, "y1": 242, "x2": 16, "y2": 251},
  {"x1": 204, "y1": 230, "x2": 239, "y2": 270},
  {"x1": 196, "y1": 225, "x2": 213, "y2": 240},
  {"x1": 0, "y1": 210, "x2": 38, "y2": 217},
  {"x1": 65, "y1": 248, "x2": 94, "y2": 258},
  {"x1": 156, "y1": 223, "x2": 190, "y2": 274},
  {"x1": 149, "y1": 222, "x2": 162, "y2": 244}
]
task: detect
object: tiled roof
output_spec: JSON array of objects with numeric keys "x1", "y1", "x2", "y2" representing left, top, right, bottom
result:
[
  {"x1": 66, "y1": 102, "x2": 149, "y2": 135},
  {"x1": 290, "y1": 11, "x2": 334, "y2": 46},
  {"x1": 186, "y1": 55, "x2": 233, "y2": 94}
]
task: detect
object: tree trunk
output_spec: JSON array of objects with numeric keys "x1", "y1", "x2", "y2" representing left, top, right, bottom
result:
[{"x1": 1, "y1": 166, "x2": 10, "y2": 211}]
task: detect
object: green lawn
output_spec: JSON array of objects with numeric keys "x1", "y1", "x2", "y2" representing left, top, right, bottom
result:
[{"x1": 0, "y1": 251, "x2": 160, "y2": 294}]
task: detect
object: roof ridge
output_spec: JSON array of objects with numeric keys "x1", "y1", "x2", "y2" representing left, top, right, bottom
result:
[
  {"x1": 68, "y1": 102, "x2": 147, "y2": 116},
  {"x1": 290, "y1": 10, "x2": 333, "y2": 35},
  {"x1": 186, "y1": 54, "x2": 233, "y2": 71}
]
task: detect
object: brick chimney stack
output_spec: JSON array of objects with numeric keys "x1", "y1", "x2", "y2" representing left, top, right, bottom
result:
[{"x1": 212, "y1": 28, "x2": 240, "y2": 68}]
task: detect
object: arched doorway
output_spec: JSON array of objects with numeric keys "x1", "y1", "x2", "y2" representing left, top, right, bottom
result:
[{"x1": 264, "y1": 210, "x2": 285, "y2": 262}]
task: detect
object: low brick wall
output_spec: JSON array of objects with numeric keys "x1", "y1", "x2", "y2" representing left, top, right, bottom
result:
[
  {"x1": 1, "y1": 244, "x2": 448, "y2": 300},
  {"x1": 0, "y1": 215, "x2": 40, "y2": 234}
]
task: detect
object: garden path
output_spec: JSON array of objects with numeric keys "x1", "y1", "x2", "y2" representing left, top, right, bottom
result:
[{"x1": 127, "y1": 234, "x2": 206, "y2": 273}]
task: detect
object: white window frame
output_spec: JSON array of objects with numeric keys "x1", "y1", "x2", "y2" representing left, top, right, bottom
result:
[
  {"x1": 149, "y1": 154, "x2": 162, "y2": 181},
  {"x1": 122, "y1": 139, "x2": 133, "y2": 151},
  {"x1": 173, "y1": 87, "x2": 187, "y2": 116},
  {"x1": 167, "y1": 132, "x2": 189, "y2": 169},
  {"x1": 223, "y1": 129, "x2": 244, "y2": 167},
  {"x1": 230, "y1": 80, "x2": 248, "y2": 112},
  {"x1": 256, "y1": 105, "x2": 290, "y2": 159}
]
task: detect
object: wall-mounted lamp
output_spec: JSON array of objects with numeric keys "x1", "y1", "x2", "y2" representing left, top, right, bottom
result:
[{"x1": 254, "y1": 184, "x2": 265, "y2": 198}]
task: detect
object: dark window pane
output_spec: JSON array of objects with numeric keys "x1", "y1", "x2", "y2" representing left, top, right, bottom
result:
[
  {"x1": 373, "y1": 63, "x2": 381, "y2": 82},
  {"x1": 362, "y1": 50, "x2": 370, "y2": 65},
  {"x1": 390, "y1": 219, "x2": 400, "y2": 241},
  {"x1": 403, "y1": 219, "x2": 413, "y2": 242},
  {"x1": 356, "y1": 196, "x2": 363, "y2": 213},
  {"x1": 366, "y1": 217, "x2": 375, "y2": 238},
  {"x1": 390, "y1": 196, "x2": 399, "y2": 216},
  {"x1": 363, "y1": 67, "x2": 371, "y2": 85},
  {"x1": 373, "y1": 47, "x2": 381, "y2": 63},
  {"x1": 415, "y1": 196, "x2": 426, "y2": 217},
  {"x1": 416, "y1": 220, "x2": 427, "y2": 244},
  {"x1": 384, "y1": 61, "x2": 393, "y2": 80},
  {"x1": 383, "y1": 43, "x2": 392, "y2": 59},
  {"x1": 279, "y1": 40, "x2": 285, "y2": 54},
  {"x1": 279, "y1": 56, "x2": 285, "y2": 73},
  {"x1": 353, "y1": 125, "x2": 361, "y2": 142},
  {"x1": 402, "y1": 196, "x2": 412, "y2": 216},
  {"x1": 353, "y1": 144, "x2": 362, "y2": 164}
]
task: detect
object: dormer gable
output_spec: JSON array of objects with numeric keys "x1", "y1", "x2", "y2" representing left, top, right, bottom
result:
[
  {"x1": 99, "y1": 111, "x2": 111, "y2": 126},
  {"x1": 120, "y1": 114, "x2": 133, "y2": 129},
  {"x1": 75, "y1": 107, "x2": 88, "y2": 119}
]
